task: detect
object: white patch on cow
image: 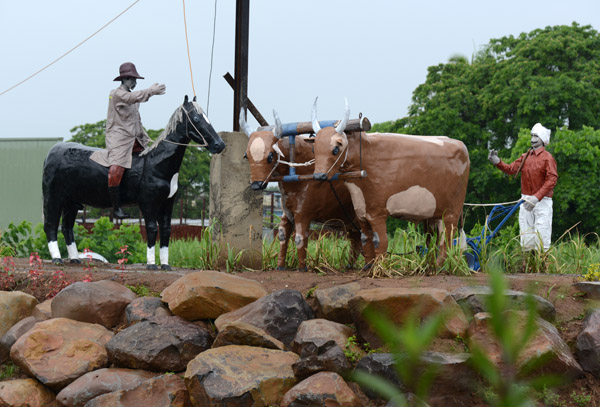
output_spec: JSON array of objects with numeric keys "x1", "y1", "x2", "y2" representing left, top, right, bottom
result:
[
  {"x1": 48, "y1": 241, "x2": 61, "y2": 260},
  {"x1": 281, "y1": 197, "x2": 294, "y2": 223},
  {"x1": 373, "y1": 232, "x2": 380, "y2": 249},
  {"x1": 250, "y1": 138, "x2": 266, "y2": 162},
  {"x1": 147, "y1": 246, "x2": 156, "y2": 265},
  {"x1": 386, "y1": 186, "x2": 437, "y2": 220},
  {"x1": 278, "y1": 226, "x2": 286, "y2": 241},
  {"x1": 295, "y1": 234, "x2": 304, "y2": 249},
  {"x1": 160, "y1": 246, "x2": 169, "y2": 266},
  {"x1": 168, "y1": 173, "x2": 179, "y2": 198},
  {"x1": 67, "y1": 243, "x2": 79, "y2": 260},
  {"x1": 345, "y1": 182, "x2": 367, "y2": 220}
]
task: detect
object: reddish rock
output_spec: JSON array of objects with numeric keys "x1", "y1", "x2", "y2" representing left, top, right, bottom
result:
[
  {"x1": 0, "y1": 378, "x2": 58, "y2": 406},
  {"x1": 281, "y1": 371, "x2": 361, "y2": 407},
  {"x1": 349, "y1": 287, "x2": 468, "y2": 348},
  {"x1": 56, "y1": 368, "x2": 158, "y2": 407},
  {"x1": 160, "y1": 270, "x2": 267, "y2": 320},
  {"x1": 0, "y1": 291, "x2": 38, "y2": 337},
  {"x1": 10, "y1": 318, "x2": 113, "y2": 391},
  {"x1": 51, "y1": 280, "x2": 137, "y2": 329},
  {"x1": 32, "y1": 299, "x2": 52, "y2": 321},
  {"x1": 184, "y1": 345, "x2": 298, "y2": 406},
  {"x1": 84, "y1": 374, "x2": 190, "y2": 407}
]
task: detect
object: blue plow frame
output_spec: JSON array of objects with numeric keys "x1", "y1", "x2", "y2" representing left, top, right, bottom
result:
[{"x1": 461, "y1": 200, "x2": 524, "y2": 271}]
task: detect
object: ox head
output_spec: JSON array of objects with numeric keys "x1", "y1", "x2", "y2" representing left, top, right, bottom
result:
[
  {"x1": 241, "y1": 109, "x2": 285, "y2": 190},
  {"x1": 183, "y1": 95, "x2": 226, "y2": 154},
  {"x1": 312, "y1": 98, "x2": 350, "y2": 181}
]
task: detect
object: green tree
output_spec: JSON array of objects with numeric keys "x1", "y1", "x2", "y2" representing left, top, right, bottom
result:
[{"x1": 376, "y1": 23, "x2": 600, "y2": 237}]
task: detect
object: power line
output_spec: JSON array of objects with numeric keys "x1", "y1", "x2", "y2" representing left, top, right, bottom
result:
[{"x1": 0, "y1": 0, "x2": 141, "y2": 97}]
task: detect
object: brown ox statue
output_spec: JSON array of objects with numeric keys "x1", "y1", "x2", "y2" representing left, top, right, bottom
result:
[
  {"x1": 312, "y1": 100, "x2": 470, "y2": 267},
  {"x1": 241, "y1": 111, "x2": 368, "y2": 271}
]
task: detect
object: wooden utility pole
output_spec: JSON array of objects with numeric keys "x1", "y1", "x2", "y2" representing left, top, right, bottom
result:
[{"x1": 233, "y1": 0, "x2": 249, "y2": 131}]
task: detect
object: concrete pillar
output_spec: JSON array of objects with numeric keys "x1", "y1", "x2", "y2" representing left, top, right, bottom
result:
[{"x1": 210, "y1": 132, "x2": 262, "y2": 269}]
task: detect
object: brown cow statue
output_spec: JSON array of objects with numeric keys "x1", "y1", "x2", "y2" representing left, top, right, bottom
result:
[
  {"x1": 312, "y1": 99, "x2": 470, "y2": 268},
  {"x1": 241, "y1": 110, "x2": 369, "y2": 271}
]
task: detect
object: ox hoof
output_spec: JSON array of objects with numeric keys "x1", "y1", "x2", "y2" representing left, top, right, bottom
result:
[
  {"x1": 52, "y1": 258, "x2": 63, "y2": 265},
  {"x1": 297, "y1": 267, "x2": 309, "y2": 273},
  {"x1": 146, "y1": 264, "x2": 159, "y2": 271},
  {"x1": 161, "y1": 264, "x2": 172, "y2": 271},
  {"x1": 345, "y1": 263, "x2": 355, "y2": 270},
  {"x1": 69, "y1": 258, "x2": 81, "y2": 264},
  {"x1": 361, "y1": 263, "x2": 373, "y2": 271},
  {"x1": 276, "y1": 266, "x2": 287, "y2": 271}
]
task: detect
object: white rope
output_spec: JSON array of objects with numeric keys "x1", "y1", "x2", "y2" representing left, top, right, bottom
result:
[
  {"x1": 463, "y1": 199, "x2": 521, "y2": 207},
  {"x1": 277, "y1": 159, "x2": 315, "y2": 167},
  {"x1": 0, "y1": 0, "x2": 140, "y2": 96}
]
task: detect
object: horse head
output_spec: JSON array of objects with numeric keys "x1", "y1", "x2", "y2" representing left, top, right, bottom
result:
[{"x1": 182, "y1": 95, "x2": 226, "y2": 154}]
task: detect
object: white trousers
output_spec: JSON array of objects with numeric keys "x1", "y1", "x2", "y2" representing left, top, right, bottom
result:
[{"x1": 519, "y1": 195, "x2": 553, "y2": 251}]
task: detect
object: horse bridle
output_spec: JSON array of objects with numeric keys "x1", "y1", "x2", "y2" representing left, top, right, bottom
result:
[{"x1": 161, "y1": 105, "x2": 209, "y2": 148}]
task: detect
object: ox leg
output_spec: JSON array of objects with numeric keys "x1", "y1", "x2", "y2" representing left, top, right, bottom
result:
[
  {"x1": 293, "y1": 219, "x2": 310, "y2": 272},
  {"x1": 61, "y1": 205, "x2": 81, "y2": 264},
  {"x1": 436, "y1": 217, "x2": 458, "y2": 268},
  {"x1": 359, "y1": 222, "x2": 376, "y2": 269},
  {"x1": 276, "y1": 215, "x2": 293, "y2": 271},
  {"x1": 346, "y1": 229, "x2": 362, "y2": 269},
  {"x1": 157, "y1": 199, "x2": 175, "y2": 271},
  {"x1": 44, "y1": 202, "x2": 64, "y2": 265},
  {"x1": 370, "y1": 218, "x2": 389, "y2": 261}
]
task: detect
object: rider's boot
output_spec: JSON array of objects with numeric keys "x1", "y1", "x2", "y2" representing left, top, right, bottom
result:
[{"x1": 108, "y1": 186, "x2": 130, "y2": 219}]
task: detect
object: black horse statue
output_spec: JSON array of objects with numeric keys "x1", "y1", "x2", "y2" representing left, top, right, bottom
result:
[{"x1": 42, "y1": 95, "x2": 225, "y2": 270}]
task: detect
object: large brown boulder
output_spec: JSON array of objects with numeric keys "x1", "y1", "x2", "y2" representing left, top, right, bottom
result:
[
  {"x1": 10, "y1": 318, "x2": 113, "y2": 391},
  {"x1": 106, "y1": 315, "x2": 212, "y2": 372},
  {"x1": 468, "y1": 311, "x2": 583, "y2": 379},
  {"x1": 56, "y1": 368, "x2": 158, "y2": 407},
  {"x1": 576, "y1": 308, "x2": 600, "y2": 376},
  {"x1": 160, "y1": 270, "x2": 267, "y2": 320},
  {"x1": 0, "y1": 378, "x2": 58, "y2": 407},
  {"x1": 184, "y1": 345, "x2": 299, "y2": 406},
  {"x1": 51, "y1": 280, "x2": 137, "y2": 329},
  {"x1": 0, "y1": 291, "x2": 38, "y2": 337},
  {"x1": 349, "y1": 287, "x2": 468, "y2": 348},
  {"x1": 215, "y1": 289, "x2": 314, "y2": 347},
  {"x1": 83, "y1": 374, "x2": 190, "y2": 407},
  {"x1": 314, "y1": 282, "x2": 361, "y2": 324},
  {"x1": 0, "y1": 316, "x2": 36, "y2": 363},
  {"x1": 281, "y1": 371, "x2": 361, "y2": 407}
]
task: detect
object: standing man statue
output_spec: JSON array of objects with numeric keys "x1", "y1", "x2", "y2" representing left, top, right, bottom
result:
[
  {"x1": 488, "y1": 123, "x2": 558, "y2": 251},
  {"x1": 90, "y1": 62, "x2": 166, "y2": 219}
]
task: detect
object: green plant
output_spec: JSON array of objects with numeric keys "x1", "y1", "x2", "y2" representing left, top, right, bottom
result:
[
  {"x1": 537, "y1": 386, "x2": 566, "y2": 407},
  {"x1": 225, "y1": 243, "x2": 244, "y2": 273},
  {"x1": 0, "y1": 220, "x2": 36, "y2": 257},
  {"x1": 126, "y1": 284, "x2": 160, "y2": 297},
  {"x1": 344, "y1": 335, "x2": 362, "y2": 364},
  {"x1": 305, "y1": 285, "x2": 317, "y2": 299},
  {"x1": 0, "y1": 362, "x2": 20, "y2": 380},
  {"x1": 570, "y1": 389, "x2": 591, "y2": 407}
]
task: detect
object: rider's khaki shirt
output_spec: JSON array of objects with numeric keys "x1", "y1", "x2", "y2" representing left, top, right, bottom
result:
[{"x1": 90, "y1": 84, "x2": 154, "y2": 169}]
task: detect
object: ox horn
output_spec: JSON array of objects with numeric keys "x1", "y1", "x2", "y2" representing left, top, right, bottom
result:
[
  {"x1": 239, "y1": 109, "x2": 254, "y2": 138},
  {"x1": 311, "y1": 97, "x2": 322, "y2": 134},
  {"x1": 273, "y1": 110, "x2": 283, "y2": 139},
  {"x1": 335, "y1": 98, "x2": 350, "y2": 134}
]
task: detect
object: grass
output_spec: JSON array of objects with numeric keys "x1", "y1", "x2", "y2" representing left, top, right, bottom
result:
[{"x1": 163, "y1": 220, "x2": 600, "y2": 276}]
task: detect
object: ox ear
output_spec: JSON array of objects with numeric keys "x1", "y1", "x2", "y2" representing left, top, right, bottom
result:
[
  {"x1": 302, "y1": 137, "x2": 315, "y2": 144},
  {"x1": 333, "y1": 134, "x2": 344, "y2": 146}
]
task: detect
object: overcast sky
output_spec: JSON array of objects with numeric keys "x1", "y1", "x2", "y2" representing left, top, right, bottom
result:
[{"x1": 1, "y1": 0, "x2": 599, "y2": 141}]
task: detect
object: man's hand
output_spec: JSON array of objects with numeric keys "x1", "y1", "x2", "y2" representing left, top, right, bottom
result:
[
  {"x1": 149, "y1": 83, "x2": 166, "y2": 96},
  {"x1": 523, "y1": 196, "x2": 539, "y2": 212},
  {"x1": 488, "y1": 149, "x2": 500, "y2": 165}
]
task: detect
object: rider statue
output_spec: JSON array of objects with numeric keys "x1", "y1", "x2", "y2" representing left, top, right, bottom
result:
[
  {"x1": 90, "y1": 62, "x2": 166, "y2": 219},
  {"x1": 488, "y1": 123, "x2": 558, "y2": 252}
]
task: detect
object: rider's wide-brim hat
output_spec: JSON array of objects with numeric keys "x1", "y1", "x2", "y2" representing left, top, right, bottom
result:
[{"x1": 113, "y1": 62, "x2": 145, "y2": 81}]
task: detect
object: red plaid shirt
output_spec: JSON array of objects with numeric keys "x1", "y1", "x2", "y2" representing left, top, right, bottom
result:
[{"x1": 496, "y1": 147, "x2": 558, "y2": 201}]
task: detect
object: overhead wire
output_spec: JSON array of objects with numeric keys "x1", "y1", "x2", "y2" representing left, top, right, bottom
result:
[
  {"x1": 182, "y1": 0, "x2": 196, "y2": 98},
  {"x1": 0, "y1": 0, "x2": 141, "y2": 97},
  {"x1": 206, "y1": 0, "x2": 218, "y2": 114}
]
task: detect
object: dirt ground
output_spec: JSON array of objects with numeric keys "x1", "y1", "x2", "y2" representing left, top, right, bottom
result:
[{"x1": 3, "y1": 257, "x2": 600, "y2": 405}]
